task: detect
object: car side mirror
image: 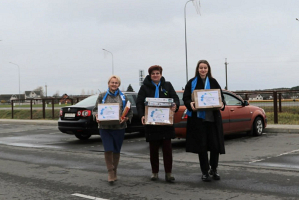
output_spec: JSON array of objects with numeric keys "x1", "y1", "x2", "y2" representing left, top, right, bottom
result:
[{"x1": 243, "y1": 100, "x2": 249, "y2": 106}]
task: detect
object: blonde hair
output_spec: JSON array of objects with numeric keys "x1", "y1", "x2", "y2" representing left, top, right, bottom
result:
[{"x1": 108, "y1": 75, "x2": 121, "y2": 86}]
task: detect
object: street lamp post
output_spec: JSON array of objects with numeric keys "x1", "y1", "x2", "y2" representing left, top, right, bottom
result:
[
  {"x1": 184, "y1": 0, "x2": 200, "y2": 83},
  {"x1": 184, "y1": 0, "x2": 192, "y2": 83},
  {"x1": 102, "y1": 49, "x2": 114, "y2": 75},
  {"x1": 225, "y1": 58, "x2": 228, "y2": 90},
  {"x1": 9, "y1": 62, "x2": 21, "y2": 106}
]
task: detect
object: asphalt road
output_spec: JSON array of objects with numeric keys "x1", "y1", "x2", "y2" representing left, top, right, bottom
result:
[{"x1": 0, "y1": 123, "x2": 299, "y2": 199}]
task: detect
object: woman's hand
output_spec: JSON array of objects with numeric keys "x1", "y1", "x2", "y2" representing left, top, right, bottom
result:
[
  {"x1": 95, "y1": 114, "x2": 100, "y2": 123},
  {"x1": 141, "y1": 116, "x2": 145, "y2": 125},
  {"x1": 171, "y1": 104, "x2": 177, "y2": 112},
  {"x1": 220, "y1": 102, "x2": 224, "y2": 110},
  {"x1": 120, "y1": 117, "x2": 129, "y2": 124},
  {"x1": 190, "y1": 102, "x2": 196, "y2": 111}
]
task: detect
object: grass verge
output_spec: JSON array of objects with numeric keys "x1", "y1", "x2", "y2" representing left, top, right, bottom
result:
[
  {"x1": 1, "y1": 107, "x2": 299, "y2": 124},
  {"x1": 0, "y1": 110, "x2": 60, "y2": 120}
]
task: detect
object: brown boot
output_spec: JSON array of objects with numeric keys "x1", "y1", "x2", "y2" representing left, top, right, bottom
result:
[
  {"x1": 165, "y1": 173, "x2": 175, "y2": 183},
  {"x1": 113, "y1": 153, "x2": 120, "y2": 181},
  {"x1": 104, "y1": 151, "x2": 115, "y2": 184}
]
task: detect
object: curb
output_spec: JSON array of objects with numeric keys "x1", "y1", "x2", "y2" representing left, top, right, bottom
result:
[{"x1": 264, "y1": 128, "x2": 299, "y2": 134}]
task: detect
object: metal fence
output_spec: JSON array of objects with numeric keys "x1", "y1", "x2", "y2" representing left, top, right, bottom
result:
[
  {"x1": 234, "y1": 90, "x2": 299, "y2": 124},
  {"x1": 7, "y1": 90, "x2": 299, "y2": 123},
  {"x1": 10, "y1": 97, "x2": 89, "y2": 119}
]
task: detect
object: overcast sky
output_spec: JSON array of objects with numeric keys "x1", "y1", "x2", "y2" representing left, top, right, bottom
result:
[{"x1": 1, "y1": 0, "x2": 299, "y2": 96}]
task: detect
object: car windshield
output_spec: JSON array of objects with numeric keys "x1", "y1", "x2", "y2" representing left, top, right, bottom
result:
[
  {"x1": 75, "y1": 95, "x2": 98, "y2": 106},
  {"x1": 176, "y1": 92, "x2": 184, "y2": 106}
]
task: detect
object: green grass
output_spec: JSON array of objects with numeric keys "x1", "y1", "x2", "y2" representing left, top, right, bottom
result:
[
  {"x1": 0, "y1": 104, "x2": 70, "y2": 108},
  {"x1": 259, "y1": 106, "x2": 299, "y2": 124},
  {"x1": 0, "y1": 110, "x2": 60, "y2": 120}
]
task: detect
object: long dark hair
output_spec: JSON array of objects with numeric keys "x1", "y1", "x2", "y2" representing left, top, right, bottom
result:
[{"x1": 194, "y1": 60, "x2": 213, "y2": 78}]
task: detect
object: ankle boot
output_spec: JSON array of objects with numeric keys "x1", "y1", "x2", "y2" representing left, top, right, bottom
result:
[
  {"x1": 104, "y1": 151, "x2": 115, "y2": 183},
  {"x1": 201, "y1": 173, "x2": 211, "y2": 182},
  {"x1": 165, "y1": 173, "x2": 175, "y2": 183},
  {"x1": 209, "y1": 169, "x2": 220, "y2": 180},
  {"x1": 151, "y1": 173, "x2": 159, "y2": 181},
  {"x1": 113, "y1": 153, "x2": 120, "y2": 181}
]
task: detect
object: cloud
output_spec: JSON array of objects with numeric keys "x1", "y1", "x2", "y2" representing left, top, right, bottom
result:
[{"x1": 0, "y1": 0, "x2": 299, "y2": 96}]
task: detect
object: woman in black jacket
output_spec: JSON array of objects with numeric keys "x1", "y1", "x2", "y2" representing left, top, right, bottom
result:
[
  {"x1": 183, "y1": 60, "x2": 226, "y2": 182},
  {"x1": 136, "y1": 65, "x2": 179, "y2": 183}
]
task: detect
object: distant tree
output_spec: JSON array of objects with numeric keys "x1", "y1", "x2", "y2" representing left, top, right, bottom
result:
[
  {"x1": 291, "y1": 86, "x2": 299, "y2": 90},
  {"x1": 34, "y1": 86, "x2": 44, "y2": 97},
  {"x1": 53, "y1": 91, "x2": 60, "y2": 98},
  {"x1": 126, "y1": 84, "x2": 134, "y2": 92}
]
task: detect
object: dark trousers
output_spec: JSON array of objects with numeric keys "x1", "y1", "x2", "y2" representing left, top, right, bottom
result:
[
  {"x1": 198, "y1": 151, "x2": 219, "y2": 174},
  {"x1": 149, "y1": 139, "x2": 173, "y2": 173}
]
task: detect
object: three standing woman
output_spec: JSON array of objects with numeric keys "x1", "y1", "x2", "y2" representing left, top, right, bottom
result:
[
  {"x1": 183, "y1": 60, "x2": 226, "y2": 182},
  {"x1": 136, "y1": 65, "x2": 179, "y2": 183},
  {"x1": 93, "y1": 75, "x2": 133, "y2": 184}
]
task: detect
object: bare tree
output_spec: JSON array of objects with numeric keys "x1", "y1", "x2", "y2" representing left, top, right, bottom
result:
[{"x1": 34, "y1": 86, "x2": 44, "y2": 97}]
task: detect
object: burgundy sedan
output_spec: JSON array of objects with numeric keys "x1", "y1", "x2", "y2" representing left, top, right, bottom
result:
[{"x1": 174, "y1": 90, "x2": 267, "y2": 138}]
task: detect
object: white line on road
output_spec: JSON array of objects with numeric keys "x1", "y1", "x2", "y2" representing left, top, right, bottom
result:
[
  {"x1": 49, "y1": 132, "x2": 61, "y2": 135},
  {"x1": 249, "y1": 159, "x2": 265, "y2": 163},
  {"x1": 249, "y1": 149, "x2": 299, "y2": 163},
  {"x1": 72, "y1": 193, "x2": 109, "y2": 200},
  {"x1": 277, "y1": 149, "x2": 299, "y2": 156}
]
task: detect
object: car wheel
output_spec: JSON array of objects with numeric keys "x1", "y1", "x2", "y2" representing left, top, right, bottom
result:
[
  {"x1": 252, "y1": 117, "x2": 263, "y2": 136},
  {"x1": 75, "y1": 133, "x2": 91, "y2": 140}
]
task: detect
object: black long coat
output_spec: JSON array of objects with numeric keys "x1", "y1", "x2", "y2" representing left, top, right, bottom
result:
[
  {"x1": 136, "y1": 75, "x2": 179, "y2": 142},
  {"x1": 183, "y1": 76, "x2": 226, "y2": 154}
]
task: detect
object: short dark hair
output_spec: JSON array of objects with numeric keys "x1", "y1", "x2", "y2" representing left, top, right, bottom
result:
[{"x1": 148, "y1": 65, "x2": 163, "y2": 75}]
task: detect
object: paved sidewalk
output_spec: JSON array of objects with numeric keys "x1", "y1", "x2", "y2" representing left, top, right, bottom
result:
[
  {"x1": 0, "y1": 119, "x2": 298, "y2": 133},
  {"x1": 264, "y1": 124, "x2": 299, "y2": 133}
]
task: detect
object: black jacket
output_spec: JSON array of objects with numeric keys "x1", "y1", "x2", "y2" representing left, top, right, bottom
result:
[
  {"x1": 136, "y1": 75, "x2": 179, "y2": 142},
  {"x1": 183, "y1": 76, "x2": 226, "y2": 154}
]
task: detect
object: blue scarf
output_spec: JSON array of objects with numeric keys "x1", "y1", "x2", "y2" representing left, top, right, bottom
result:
[
  {"x1": 186, "y1": 76, "x2": 210, "y2": 119},
  {"x1": 102, "y1": 88, "x2": 126, "y2": 110},
  {"x1": 151, "y1": 81, "x2": 161, "y2": 98}
]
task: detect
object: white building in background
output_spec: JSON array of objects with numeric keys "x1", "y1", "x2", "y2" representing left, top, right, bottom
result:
[{"x1": 248, "y1": 94, "x2": 263, "y2": 100}]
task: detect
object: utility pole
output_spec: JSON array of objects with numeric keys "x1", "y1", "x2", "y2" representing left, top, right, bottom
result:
[
  {"x1": 225, "y1": 58, "x2": 228, "y2": 90},
  {"x1": 184, "y1": 0, "x2": 201, "y2": 83},
  {"x1": 45, "y1": 83, "x2": 47, "y2": 97}
]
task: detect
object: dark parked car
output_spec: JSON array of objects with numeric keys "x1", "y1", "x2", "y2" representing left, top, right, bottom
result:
[{"x1": 58, "y1": 92, "x2": 143, "y2": 140}]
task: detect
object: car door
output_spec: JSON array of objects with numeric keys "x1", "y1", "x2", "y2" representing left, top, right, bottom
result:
[
  {"x1": 223, "y1": 93, "x2": 252, "y2": 133},
  {"x1": 220, "y1": 104, "x2": 230, "y2": 134}
]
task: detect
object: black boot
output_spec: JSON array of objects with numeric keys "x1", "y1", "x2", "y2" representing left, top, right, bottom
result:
[
  {"x1": 209, "y1": 169, "x2": 220, "y2": 180},
  {"x1": 201, "y1": 172, "x2": 211, "y2": 182}
]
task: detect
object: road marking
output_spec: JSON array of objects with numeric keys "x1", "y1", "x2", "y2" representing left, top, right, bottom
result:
[
  {"x1": 249, "y1": 159, "x2": 265, "y2": 163},
  {"x1": 49, "y1": 132, "x2": 61, "y2": 135},
  {"x1": 277, "y1": 149, "x2": 299, "y2": 156},
  {"x1": 249, "y1": 149, "x2": 299, "y2": 163},
  {"x1": 72, "y1": 193, "x2": 109, "y2": 200}
]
